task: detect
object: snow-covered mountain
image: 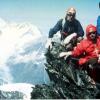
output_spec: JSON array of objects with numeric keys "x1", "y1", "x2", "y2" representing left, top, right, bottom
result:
[
  {"x1": 0, "y1": 18, "x2": 50, "y2": 99},
  {"x1": 0, "y1": 83, "x2": 35, "y2": 99}
]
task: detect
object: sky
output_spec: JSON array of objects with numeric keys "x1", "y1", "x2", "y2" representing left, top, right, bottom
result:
[
  {"x1": 0, "y1": 0, "x2": 99, "y2": 88},
  {"x1": 0, "y1": 0, "x2": 99, "y2": 36}
]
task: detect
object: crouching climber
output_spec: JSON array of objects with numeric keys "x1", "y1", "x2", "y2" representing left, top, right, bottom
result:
[{"x1": 59, "y1": 24, "x2": 100, "y2": 83}]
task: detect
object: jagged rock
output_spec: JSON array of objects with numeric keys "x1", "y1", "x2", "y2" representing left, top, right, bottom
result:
[{"x1": 31, "y1": 42, "x2": 99, "y2": 99}]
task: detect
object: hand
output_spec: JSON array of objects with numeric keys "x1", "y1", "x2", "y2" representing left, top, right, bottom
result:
[
  {"x1": 59, "y1": 52, "x2": 67, "y2": 58},
  {"x1": 45, "y1": 38, "x2": 52, "y2": 49},
  {"x1": 59, "y1": 51, "x2": 72, "y2": 59}
]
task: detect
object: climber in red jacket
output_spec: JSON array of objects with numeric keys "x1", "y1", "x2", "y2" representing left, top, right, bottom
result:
[{"x1": 59, "y1": 24, "x2": 100, "y2": 83}]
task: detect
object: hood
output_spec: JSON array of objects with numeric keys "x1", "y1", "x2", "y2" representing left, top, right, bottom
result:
[{"x1": 86, "y1": 24, "x2": 97, "y2": 39}]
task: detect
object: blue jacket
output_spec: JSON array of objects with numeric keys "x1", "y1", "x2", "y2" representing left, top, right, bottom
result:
[
  {"x1": 49, "y1": 19, "x2": 84, "y2": 38},
  {"x1": 97, "y1": 16, "x2": 100, "y2": 35}
]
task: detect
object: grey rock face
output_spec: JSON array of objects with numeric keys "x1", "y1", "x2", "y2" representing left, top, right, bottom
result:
[{"x1": 31, "y1": 42, "x2": 99, "y2": 99}]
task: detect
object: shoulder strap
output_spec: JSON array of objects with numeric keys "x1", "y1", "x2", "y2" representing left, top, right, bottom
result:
[
  {"x1": 60, "y1": 18, "x2": 67, "y2": 40},
  {"x1": 62, "y1": 18, "x2": 65, "y2": 30}
]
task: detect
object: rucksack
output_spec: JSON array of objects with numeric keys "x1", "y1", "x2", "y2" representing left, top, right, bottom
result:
[{"x1": 97, "y1": 16, "x2": 100, "y2": 35}]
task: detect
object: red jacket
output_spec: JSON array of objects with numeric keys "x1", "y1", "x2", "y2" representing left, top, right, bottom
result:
[{"x1": 72, "y1": 36, "x2": 100, "y2": 65}]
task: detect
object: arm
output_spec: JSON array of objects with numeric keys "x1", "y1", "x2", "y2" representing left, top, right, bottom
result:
[
  {"x1": 77, "y1": 20, "x2": 84, "y2": 37},
  {"x1": 45, "y1": 19, "x2": 62, "y2": 49},
  {"x1": 49, "y1": 19, "x2": 62, "y2": 38},
  {"x1": 72, "y1": 41, "x2": 84, "y2": 57},
  {"x1": 59, "y1": 41, "x2": 84, "y2": 58}
]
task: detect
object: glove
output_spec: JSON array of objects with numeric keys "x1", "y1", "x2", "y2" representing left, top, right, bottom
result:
[
  {"x1": 45, "y1": 38, "x2": 52, "y2": 49},
  {"x1": 63, "y1": 33, "x2": 77, "y2": 46},
  {"x1": 59, "y1": 51, "x2": 72, "y2": 59}
]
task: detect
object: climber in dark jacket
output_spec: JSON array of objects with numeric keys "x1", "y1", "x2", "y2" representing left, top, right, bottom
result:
[{"x1": 45, "y1": 7, "x2": 84, "y2": 49}]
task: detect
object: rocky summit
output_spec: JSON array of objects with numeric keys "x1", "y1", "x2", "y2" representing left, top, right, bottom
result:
[{"x1": 31, "y1": 42, "x2": 100, "y2": 99}]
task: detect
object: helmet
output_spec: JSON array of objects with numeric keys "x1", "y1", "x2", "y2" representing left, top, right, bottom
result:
[
  {"x1": 67, "y1": 7, "x2": 76, "y2": 15},
  {"x1": 86, "y1": 24, "x2": 97, "y2": 36}
]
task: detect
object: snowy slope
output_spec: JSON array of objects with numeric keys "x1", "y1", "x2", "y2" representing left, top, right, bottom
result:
[{"x1": 0, "y1": 83, "x2": 35, "y2": 99}]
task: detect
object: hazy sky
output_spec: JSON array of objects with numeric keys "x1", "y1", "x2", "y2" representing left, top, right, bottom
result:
[{"x1": 0, "y1": 0, "x2": 99, "y2": 35}]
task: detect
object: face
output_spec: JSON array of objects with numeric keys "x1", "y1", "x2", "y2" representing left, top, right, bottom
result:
[
  {"x1": 88, "y1": 32, "x2": 97, "y2": 41},
  {"x1": 66, "y1": 12, "x2": 75, "y2": 22}
]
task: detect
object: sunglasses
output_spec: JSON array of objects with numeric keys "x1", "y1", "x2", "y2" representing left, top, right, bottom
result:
[
  {"x1": 67, "y1": 13, "x2": 75, "y2": 17},
  {"x1": 88, "y1": 32, "x2": 96, "y2": 35}
]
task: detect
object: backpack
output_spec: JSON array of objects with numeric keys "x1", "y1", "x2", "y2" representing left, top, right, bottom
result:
[{"x1": 97, "y1": 16, "x2": 100, "y2": 35}]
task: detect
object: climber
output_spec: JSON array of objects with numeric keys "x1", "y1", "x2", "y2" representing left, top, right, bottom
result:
[
  {"x1": 45, "y1": 7, "x2": 84, "y2": 50},
  {"x1": 59, "y1": 24, "x2": 100, "y2": 83}
]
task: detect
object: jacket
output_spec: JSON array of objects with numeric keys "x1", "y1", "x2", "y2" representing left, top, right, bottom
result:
[
  {"x1": 72, "y1": 36, "x2": 100, "y2": 65},
  {"x1": 97, "y1": 16, "x2": 100, "y2": 35},
  {"x1": 49, "y1": 19, "x2": 84, "y2": 38}
]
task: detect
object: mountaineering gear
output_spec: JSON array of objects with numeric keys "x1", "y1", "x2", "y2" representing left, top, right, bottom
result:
[
  {"x1": 97, "y1": 16, "x2": 100, "y2": 35},
  {"x1": 86, "y1": 24, "x2": 97, "y2": 36},
  {"x1": 72, "y1": 25, "x2": 100, "y2": 65},
  {"x1": 48, "y1": 18, "x2": 84, "y2": 39},
  {"x1": 45, "y1": 38, "x2": 52, "y2": 49},
  {"x1": 86, "y1": 24, "x2": 97, "y2": 40}
]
